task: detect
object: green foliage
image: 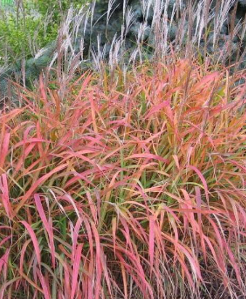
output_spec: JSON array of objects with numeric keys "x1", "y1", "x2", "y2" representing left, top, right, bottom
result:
[
  {"x1": 0, "y1": 14, "x2": 58, "y2": 65},
  {"x1": 29, "y1": 0, "x2": 90, "y2": 26},
  {"x1": 0, "y1": 0, "x2": 14, "y2": 6},
  {"x1": 0, "y1": 0, "x2": 90, "y2": 65},
  {"x1": 32, "y1": 0, "x2": 89, "y2": 15}
]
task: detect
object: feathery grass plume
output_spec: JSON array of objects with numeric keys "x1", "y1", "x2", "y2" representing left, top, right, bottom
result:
[
  {"x1": 2, "y1": 0, "x2": 246, "y2": 104},
  {"x1": 106, "y1": 0, "x2": 117, "y2": 27},
  {"x1": 212, "y1": 0, "x2": 235, "y2": 47},
  {"x1": 1, "y1": 50, "x2": 246, "y2": 298}
]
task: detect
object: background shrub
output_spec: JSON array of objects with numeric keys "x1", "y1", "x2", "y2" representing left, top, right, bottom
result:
[{"x1": 0, "y1": 0, "x2": 90, "y2": 65}]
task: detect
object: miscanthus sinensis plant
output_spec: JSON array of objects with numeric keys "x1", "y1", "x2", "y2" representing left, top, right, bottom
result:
[
  {"x1": 1, "y1": 1, "x2": 246, "y2": 299},
  {"x1": 1, "y1": 56, "x2": 246, "y2": 299}
]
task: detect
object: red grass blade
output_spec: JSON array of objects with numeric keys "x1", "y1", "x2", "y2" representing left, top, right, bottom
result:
[
  {"x1": 125, "y1": 153, "x2": 168, "y2": 164},
  {"x1": 34, "y1": 194, "x2": 56, "y2": 268},
  {"x1": 0, "y1": 174, "x2": 13, "y2": 218},
  {"x1": 71, "y1": 243, "x2": 83, "y2": 299},
  {"x1": 148, "y1": 215, "x2": 155, "y2": 274},
  {"x1": 188, "y1": 165, "x2": 209, "y2": 203},
  {"x1": 0, "y1": 132, "x2": 10, "y2": 170},
  {"x1": 20, "y1": 221, "x2": 41, "y2": 266},
  {"x1": 14, "y1": 164, "x2": 68, "y2": 215}
]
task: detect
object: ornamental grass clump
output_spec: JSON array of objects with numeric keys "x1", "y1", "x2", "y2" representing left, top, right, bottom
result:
[{"x1": 1, "y1": 56, "x2": 246, "y2": 298}]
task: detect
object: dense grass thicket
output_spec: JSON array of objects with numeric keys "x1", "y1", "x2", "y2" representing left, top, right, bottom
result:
[
  {"x1": 1, "y1": 0, "x2": 246, "y2": 298},
  {"x1": 1, "y1": 55, "x2": 246, "y2": 298}
]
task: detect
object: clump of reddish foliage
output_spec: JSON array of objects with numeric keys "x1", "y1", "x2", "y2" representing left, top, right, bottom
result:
[{"x1": 1, "y1": 57, "x2": 246, "y2": 298}]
